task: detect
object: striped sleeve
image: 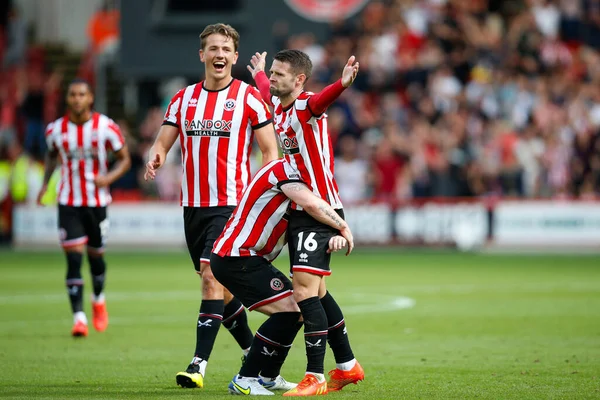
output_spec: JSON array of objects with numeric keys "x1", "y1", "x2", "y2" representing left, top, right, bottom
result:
[
  {"x1": 44, "y1": 122, "x2": 56, "y2": 151},
  {"x1": 106, "y1": 119, "x2": 125, "y2": 152},
  {"x1": 163, "y1": 89, "x2": 184, "y2": 127},
  {"x1": 247, "y1": 86, "x2": 272, "y2": 130}
]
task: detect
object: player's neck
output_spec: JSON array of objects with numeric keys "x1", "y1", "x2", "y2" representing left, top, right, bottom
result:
[
  {"x1": 68, "y1": 110, "x2": 93, "y2": 125},
  {"x1": 279, "y1": 87, "x2": 303, "y2": 108},
  {"x1": 203, "y1": 76, "x2": 233, "y2": 91},
  {"x1": 279, "y1": 88, "x2": 304, "y2": 108}
]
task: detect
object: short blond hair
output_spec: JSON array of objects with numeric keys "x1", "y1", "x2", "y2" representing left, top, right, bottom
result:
[{"x1": 200, "y1": 23, "x2": 240, "y2": 51}]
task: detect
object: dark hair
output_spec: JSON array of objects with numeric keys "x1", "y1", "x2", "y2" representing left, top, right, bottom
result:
[
  {"x1": 274, "y1": 49, "x2": 313, "y2": 82},
  {"x1": 68, "y1": 78, "x2": 93, "y2": 94},
  {"x1": 200, "y1": 23, "x2": 240, "y2": 51}
]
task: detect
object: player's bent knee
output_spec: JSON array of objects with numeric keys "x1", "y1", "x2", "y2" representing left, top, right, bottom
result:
[
  {"x1": 292, "y1": 280, "x2": 320, "y2": 301},
  {"x1": 63, "y1": 244, "x2": 86, "y2": 254},
  {"x1": 199, "y1": 265, "x2": 225, "y2": 298},
  {"x1": 223, "y1": 288, "x2": 234, "y2": 304}
]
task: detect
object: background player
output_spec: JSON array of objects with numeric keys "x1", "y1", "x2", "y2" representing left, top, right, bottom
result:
[
  {"x1": 143, "y1": 23, "x2": 279, "y2": 389},
  {"x1": 211, "y1": 158, "x2": 353, "y2": 395},
  {"x1": 248, "y1": 50, "x2": 364, "y2": 396},
  {"x1": 37, "y1": 79, "x2": 131, "y2": 337}
]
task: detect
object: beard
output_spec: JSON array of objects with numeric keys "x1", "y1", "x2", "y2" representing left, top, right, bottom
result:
[
  {"x1": 270, "y1": 86, "x2": 291, "y2": 97},
  {"x1": 70, "y1": 107, "x2": 85, "y2": 116}
]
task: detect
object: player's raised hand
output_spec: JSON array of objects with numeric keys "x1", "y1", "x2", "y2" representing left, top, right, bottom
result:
[
  {"x1": 247, "y1": 51, "x2": 267, "y2": 78},
  {"x1": 341, "y1": 55, "x2": 359, "y2": 88},
  {"x1": 144, "y1": 153, "x2": 162, "y2": 181}
]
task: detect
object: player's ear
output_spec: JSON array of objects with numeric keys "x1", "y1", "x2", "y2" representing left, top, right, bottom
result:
[
  {"x1": 297, "y1": 74, "x2": 307, "y2": 87},
  {"x1": 199, "y1": 49, "x2": 205, "y2": 63},
  {"x1": 233, "y1": 51, "x2": 238, "y2": 65}
]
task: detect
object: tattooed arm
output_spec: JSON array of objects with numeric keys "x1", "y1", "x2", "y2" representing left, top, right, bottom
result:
[{"x1": 281, "y1": 181, "x2": 354, "y2": 254}]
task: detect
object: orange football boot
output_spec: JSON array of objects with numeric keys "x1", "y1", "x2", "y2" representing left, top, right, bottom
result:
[
  {"x1": 92, "y1": 301, "x2": 109, "y2": 332},
  {"x1": 283, "y1": 374, "x2": 327, "y2": 396},
  {"x1": 327, "y1": 361, "x2": 364, "y2": 391},
  {"x1": 71, "y1": 320, "x2": 88, "y2": 337}
]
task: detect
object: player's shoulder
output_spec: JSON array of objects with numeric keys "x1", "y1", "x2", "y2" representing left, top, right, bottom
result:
[
  {"x1": 46, "y1": 115, "x2": 67, "y2": 135},
  {"x1": 94, "y1": 112, "x2": 116, "y2": 126},
  {"x1": 233, "y1": 79, "x2": 257, "y2": 96},
  {"x1": 294, "y1": 92, "x2": 311, "y2": 110},
  {"x1": 45, "y1": 119, "x2": 59, "y2": 136},
  {"x1": 176, "y1": 82, "x2": 201, "y2": 98}
]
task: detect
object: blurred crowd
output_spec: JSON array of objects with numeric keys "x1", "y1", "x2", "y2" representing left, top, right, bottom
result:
[
  {"x1": 2, "y1": 0, "x2": 600, "y2": 212},
  {"x1": 299, "y1": 0, "x2": 600, "y2": 202}
]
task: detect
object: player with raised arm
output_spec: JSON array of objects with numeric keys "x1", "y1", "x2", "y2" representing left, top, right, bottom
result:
[
  {"x1": 37, "y1": 79, "x2": 131, "y2": 337},
  {"x1": 210, "y1": 158, "x2": 353, "y2": 395},
  {"x1": 247, "y1": 50, "x2": 364, "y2": 396},
  {"x1": 144, "y1": 23, "x2": 280, "y2": 389}
]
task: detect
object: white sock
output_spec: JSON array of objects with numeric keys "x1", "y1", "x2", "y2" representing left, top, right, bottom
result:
[
  {"x1": 190, "y1": 357, "x2": 208, "y2": 376},
  {"x1": 92, "y1": 293, "x2": 105, "y2": 303},
  {"x1": 306, "y1": 372, "x2": 325, "y2": 383},
  {"x1": 336, "y1": 359, "x2": 356, "y2": 371},
  {"x1": 73, "y1": 311, "x2": 87, "y2": 324}
]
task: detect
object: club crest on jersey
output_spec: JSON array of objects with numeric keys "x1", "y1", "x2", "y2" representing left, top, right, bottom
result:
[
  {"x1": 280, "y1": 136, "x2": 300, "y2": 155},
  {"x1": 224, "y1": 98, "x2": 236, "y2": 111},
  {"x1": 185, "y1": 119, "x2": 232, "y2": 138},
  {"x1": 270, "y1": 278, "x2": 284, "y2": 291}
]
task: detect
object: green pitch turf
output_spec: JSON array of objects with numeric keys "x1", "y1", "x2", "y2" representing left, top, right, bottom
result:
[{"x1": 1, "y1": 249, "x2": 599, "y2": 399}]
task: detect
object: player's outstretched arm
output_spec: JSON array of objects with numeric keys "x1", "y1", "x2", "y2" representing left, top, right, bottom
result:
[
  {"x1": 307, "y1": 55, "x2": 360, "y2": 115},
  {"x1": 37, "y1": 149, "x2": 59, "y2": 206},
  {"x1": 145, "y1": 124, "x2": 178, "y2": 181},
  {"x1": 247, "y1": 51, "x2": 273, "y2": 107},
  {"x1": 281, "y1": 181, "x2": 354, "y2": 255}
]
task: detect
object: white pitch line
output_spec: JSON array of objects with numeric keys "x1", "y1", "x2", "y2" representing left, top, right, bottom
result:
[
  {"x1": 0, "y1": 294, "x2": 415, "y2": 331},
  {"x1": 2, "y1": 280, "x2": 597, "y2": 305},
  {"x1": 343, "y1": 297, "x2": 416, "y2": 315}
]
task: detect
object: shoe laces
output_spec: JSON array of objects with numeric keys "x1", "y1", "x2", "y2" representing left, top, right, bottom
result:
[
  {"x1": 186, "y1": 363, "x2": 200, "y2": 374},
  {"x1": 297, "y1": 374, "x2": 319, "y2": 389}
]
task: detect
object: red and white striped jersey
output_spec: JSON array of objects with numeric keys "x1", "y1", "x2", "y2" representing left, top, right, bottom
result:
[
  {"x1": 163, "y1": 79, "x2": 272, "y2": 207},
  {"x1": 271, "y1": 92, "x2": 343, "y2": 210},
  {"x1": 45, "y1": 112, "x2": 125, "y2": 207},
  {"x1": 213, "y1": 159, "x2": 297, "y2": 261}
]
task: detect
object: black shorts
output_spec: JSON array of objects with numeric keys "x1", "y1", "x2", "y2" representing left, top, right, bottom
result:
[
  {"x1": 210, "y1": 254, "x2": 293, "y2": 311},
  {"x1": 58, "y1": 205, "x2": 108, "y2": 250},
  {"x1": 184, "y1": 206, "x2": 235, "y2": 272},
  {"x1": 287, "y1": 209, "x2": 345, "y2": 276}
]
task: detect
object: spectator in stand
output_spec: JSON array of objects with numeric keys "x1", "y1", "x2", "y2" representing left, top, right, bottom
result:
[
  {"x1": 2, "y1": 4, "x2": 26, "y2": 69},
  {"x1": 86, "y1": 0, "x2": 120, "y2": 114},
  {"x1": 87, "y1": 0, "x2": 120, "y2": 60},
  {"x1": 335, "y1": 135, "x2": 370, "y2": 204}
]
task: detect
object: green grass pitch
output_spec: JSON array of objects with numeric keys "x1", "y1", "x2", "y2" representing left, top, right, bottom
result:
[{"x1": 1, "y1": 249, "x2": 599, "y2": 399}]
